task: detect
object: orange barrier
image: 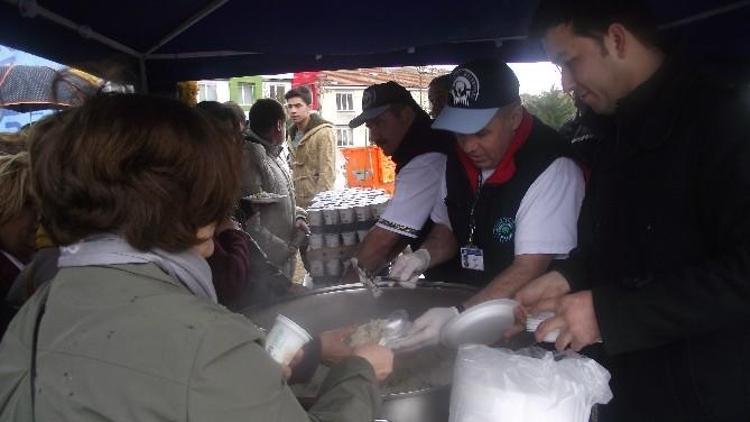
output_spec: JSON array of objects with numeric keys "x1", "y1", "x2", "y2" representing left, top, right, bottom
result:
[{"x1": 340, "y1": 146, "x2": 395, "y2": 195}]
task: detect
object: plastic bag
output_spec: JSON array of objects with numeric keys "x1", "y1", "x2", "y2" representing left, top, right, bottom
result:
[{"x1": 449, "y1": 345, "x2": 612, "y2": 422}]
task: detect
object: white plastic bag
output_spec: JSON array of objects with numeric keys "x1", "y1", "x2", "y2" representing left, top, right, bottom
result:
[{"x1": 449, "y1": 345, "x2": 612, "y2": 422}]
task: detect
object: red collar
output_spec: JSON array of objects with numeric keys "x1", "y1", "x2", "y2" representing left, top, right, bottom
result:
[{"x1": 457, "y1": 109, "x2": 534, "y2": 193}]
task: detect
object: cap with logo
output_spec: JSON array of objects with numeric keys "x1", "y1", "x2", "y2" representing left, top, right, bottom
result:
[
  {"x1": 432, "y1": 58, "x2": 520, "y2": 134},
  {"x1": 349, "y1": 81, "x2": 419, "y2": 128}
]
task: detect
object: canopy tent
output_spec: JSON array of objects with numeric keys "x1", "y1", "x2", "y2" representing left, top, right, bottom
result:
[{"x1": 1, "y1": 0, "x2": 749, "y2": 92}]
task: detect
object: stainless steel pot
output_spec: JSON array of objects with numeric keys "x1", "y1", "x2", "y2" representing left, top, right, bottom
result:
[{"x1": 241, "y1": 282, "x2": 478, "y2": 422}]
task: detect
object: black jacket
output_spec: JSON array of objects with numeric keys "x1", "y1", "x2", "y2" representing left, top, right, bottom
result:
[{"x1": 557, "y1": 58, "x2": 750, "y2": 421}]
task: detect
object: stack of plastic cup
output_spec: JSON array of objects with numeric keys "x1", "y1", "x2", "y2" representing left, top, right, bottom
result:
[{"x1": 525, "y1": 311, "x2": 560, "y2": 343}]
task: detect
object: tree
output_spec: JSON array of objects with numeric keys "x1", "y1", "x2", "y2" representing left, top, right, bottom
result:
[{"x1": 521, "y1": 87, "x2": 576, "y2": 130}]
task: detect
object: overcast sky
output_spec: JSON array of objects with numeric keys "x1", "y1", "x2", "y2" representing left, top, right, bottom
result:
[{"x1": 509, "y1": 62, "x2": 562, "y2": 95}]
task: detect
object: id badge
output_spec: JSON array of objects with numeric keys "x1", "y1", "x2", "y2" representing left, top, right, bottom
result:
[{"x1": 460, "y1": 246, "x2": 484, "y2": 271}]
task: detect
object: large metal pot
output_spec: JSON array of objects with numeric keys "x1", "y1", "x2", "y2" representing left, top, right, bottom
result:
[{"x1": 241, "y1": 282, "x2": 478, "y2": 422}]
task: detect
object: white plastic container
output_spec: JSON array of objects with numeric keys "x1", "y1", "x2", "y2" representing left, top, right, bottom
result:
[
  {"x1": 354, "y1": 204, "x2": 370, "y2": 222},
  {"x1": 264, "y1": 314, "x2": 312, "y2": 366}
]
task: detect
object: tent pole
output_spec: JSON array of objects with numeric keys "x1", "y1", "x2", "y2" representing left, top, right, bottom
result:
[
  {"x1": 7, "y1": 0, "x2": 141, "y2": 58},
  {"x1": 145, "y1": 0, "x2": 230, "y2": 56},
  {"x1": 659, "y1": 0, "x2": 750, "y2": 30},
  {"x1": 139, "y1": 58, "x2": 148, "y2": 94}
]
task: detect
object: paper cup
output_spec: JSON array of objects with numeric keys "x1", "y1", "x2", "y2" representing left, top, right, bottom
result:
[{"x1": 265, "y1": 314, "x2": 312, "y2": 366}]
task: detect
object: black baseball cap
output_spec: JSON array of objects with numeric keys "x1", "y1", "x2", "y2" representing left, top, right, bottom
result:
[
  {"x1": 349, "y1": 81, "x2": 419, "y2": 128},
  {"x1": 432, "y1": 58, "x2": 520, "y2": 134}
]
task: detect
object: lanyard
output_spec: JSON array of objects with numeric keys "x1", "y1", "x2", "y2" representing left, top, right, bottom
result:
[{"x1": 466, "y1": 170, "x2": 483, "y2": 245}]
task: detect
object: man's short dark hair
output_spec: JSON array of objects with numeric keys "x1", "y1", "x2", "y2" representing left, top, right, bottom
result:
[
  {"x1": 429, "y1": 74, "x2": 451, "y2": 92},
  {"x1": 249, "y1": 99, "x2": 286, "y2": 135},
  {"x1": 284, "y1": 86, "x2": 313, "y2": 105},
  {"x1": 30, "y1": 94, "x2": 242, "y2": 252},
  {"x1": 530, "y1": 0, "x2": 661, "y2": 48},
  {"x1": 196, "y1": 101, "x2": 241, "y2": 134}
]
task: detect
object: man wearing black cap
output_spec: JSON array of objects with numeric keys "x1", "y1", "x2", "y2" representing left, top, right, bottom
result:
[
  {"x1": 347, "y1": 81, "x2": 453, "y2": 276},
  {"x1": 389, "y1": 58, "x2": 585, "y2": 351}
]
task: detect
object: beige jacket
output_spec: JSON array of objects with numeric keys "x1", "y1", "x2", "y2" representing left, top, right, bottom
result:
[{"x1": 288, "y1": 113, "x2": 337, "y2": 208}]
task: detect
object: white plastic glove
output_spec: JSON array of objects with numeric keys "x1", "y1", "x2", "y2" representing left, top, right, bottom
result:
[
  {"x1": 389, "y1": 306, "x2": 458, "y2": 353},
  {"x1": 389, "y1": 248, "x2": 431, "y2": 289}
]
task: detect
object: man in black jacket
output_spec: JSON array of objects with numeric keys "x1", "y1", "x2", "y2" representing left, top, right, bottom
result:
[{"x1": 517, "y1": 1, "x2": 750, "y2": 420}]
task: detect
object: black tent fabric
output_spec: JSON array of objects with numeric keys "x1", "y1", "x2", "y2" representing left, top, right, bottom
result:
[{"x1": 1, "y1": 0, "x2": 748, "y2": 91}]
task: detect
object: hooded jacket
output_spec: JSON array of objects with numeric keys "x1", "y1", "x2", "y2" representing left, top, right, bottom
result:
[{"x1": 243, "y1": 129, "x2": 306, "y2": 276}]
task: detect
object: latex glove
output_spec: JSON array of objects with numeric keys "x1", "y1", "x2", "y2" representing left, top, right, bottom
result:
[
  {"x1": 389, "y1": 248, "x2": 431, "y2": 289},
  {"x1": 389, "y1": 306, "x2": 458, "y2": 352}
]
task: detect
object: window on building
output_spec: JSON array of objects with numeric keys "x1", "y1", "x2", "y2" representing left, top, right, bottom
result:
[
  {"x1": 336, "y1": 126, "x2": 354, "y2": 147},
  {"x1": 336, "y1": 92, "x2": 354, "y2": 112},
  {"x1": 198, "y1": 82, "x2": 218, "y2": 102},
  {"x1": 238, "y1": 82, "x2": 255, "y2": 105},
  {"x1": 268, "y1": 84, "x2": 287, "y2": 103}
]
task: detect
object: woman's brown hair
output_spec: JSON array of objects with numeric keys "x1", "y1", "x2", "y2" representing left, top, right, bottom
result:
[{"x1": 29, "y1": 93, "x2": 242, "y2": 252}]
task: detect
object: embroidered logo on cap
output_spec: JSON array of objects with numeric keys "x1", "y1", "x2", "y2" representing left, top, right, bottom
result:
[
  {"x1": 362, "y1": 90, "x2": 376, "y2": 109},
  {"x1": 450, "y1": 68, "x2": 480, "y2": 107}
]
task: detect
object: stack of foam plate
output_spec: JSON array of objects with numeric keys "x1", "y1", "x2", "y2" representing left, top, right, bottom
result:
[{"x1": 440, "y1": 299, "x2": 518, "y2": 348}]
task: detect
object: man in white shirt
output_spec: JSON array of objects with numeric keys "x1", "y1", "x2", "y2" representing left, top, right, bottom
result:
[
  {"x1": 346, "y1": 81, "x2": 453, "y2": 276},
  {"x1": 389, "y1": 58, "x2": 585, "y2": 351}
]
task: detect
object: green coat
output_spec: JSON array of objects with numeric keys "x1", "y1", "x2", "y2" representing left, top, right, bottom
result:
[{"x1": 0, "y1": 264, "x2": 380, "y2": 421}]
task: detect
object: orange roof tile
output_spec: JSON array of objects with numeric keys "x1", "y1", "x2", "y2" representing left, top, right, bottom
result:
[{"x1": 319, "y1": 67, "x2": 449, "y2": 89}]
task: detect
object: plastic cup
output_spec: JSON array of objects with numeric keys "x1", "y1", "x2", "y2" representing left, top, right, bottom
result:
[
  {"x1": 323, "y1": 208, "x2": 339, "y2": 225},
  {"x1": 339, "y1": 207, "x2": 355, "y2": 224},
  {"x1": 341, "y1": 231, "x2": 357, "y2": 246},
  {"x1": 307, "y1": 209, "x2": 323, "y2": 227},
  {"x1": 354, "y1": 204, "x2": 370, "y2": 222},
  {"x1": 325, "y1": 259, "x2": 341, "y2": 276},
  {"x1": 308, "y1": 233, "x2": 324, "y2": 249},
  {"x1": 324, "y1": 233, "x2": 340, "y2": 248},
  {"x1": 309, "y1": 259, "x2": 325, "y2": 277},
  {"x1": 264, "y1": 314, "x2": 312, "y2": 366},
  {"x1": 526, "y1": 311, "x2": 559, "y2": 343}
]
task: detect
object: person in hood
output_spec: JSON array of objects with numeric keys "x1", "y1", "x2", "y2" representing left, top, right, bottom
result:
[
  {"x1": 285, "y1": 86, "x2": 336, "y2": 208},
  {"x1": 243, "y1": 98, "x2": 309, "y2": 279},
  {"x1": 389, "y1": 58, "x2": 585, "y2": 352},
  {"x1": 346, "y1": 81, "x2": 453, "y2": 277}
]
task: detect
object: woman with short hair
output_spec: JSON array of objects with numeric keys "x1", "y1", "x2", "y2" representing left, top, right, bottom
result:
[{"x1": 0, "y1": 94, "x2": 391, "y2": 422}]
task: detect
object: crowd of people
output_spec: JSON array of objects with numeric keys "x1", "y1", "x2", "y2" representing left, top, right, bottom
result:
[{"x1": 0, "y1": 0, "x2": 749, "y2": 421}]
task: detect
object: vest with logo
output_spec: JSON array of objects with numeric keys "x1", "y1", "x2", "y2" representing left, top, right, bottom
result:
[{"x1": 444, "y1": 116, "x2": 569, "y2": 286}]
